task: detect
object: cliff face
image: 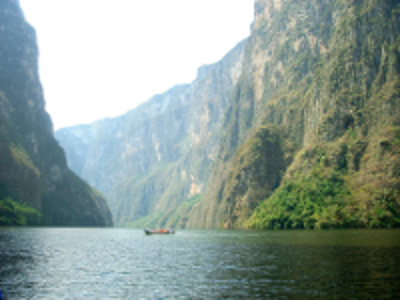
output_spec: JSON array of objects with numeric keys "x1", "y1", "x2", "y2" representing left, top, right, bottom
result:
[
  {"x1": 58, "y1": 0, "x2": 400, "y2": 229},
  {"x1": 187, "y1": 0, "x2": 400, "y2": 229},
  {"x1": 56, "y1": 41, "x2": 245, "y2": 227},
  {"x1": 0, "y1": 0, "x2": 113, "y2": 226}
]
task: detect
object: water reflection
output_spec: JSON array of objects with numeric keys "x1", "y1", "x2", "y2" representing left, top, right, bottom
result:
[
  {"x1": 0, "y1": 228, "x2": 399, "y2": 298},
  {"x1": 0, "y1": 228, "x2": 39, "y2": 298}
]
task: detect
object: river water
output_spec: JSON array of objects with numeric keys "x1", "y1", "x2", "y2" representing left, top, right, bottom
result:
[{"x1": 0, "y1": 228, "x2": 399, "y2": 299}]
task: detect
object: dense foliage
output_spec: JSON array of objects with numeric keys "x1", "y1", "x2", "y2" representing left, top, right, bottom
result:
[
  {"x1": 247, "y1": 166, "x2": 400, "y2": 229},
  {"x1": 247, "y1": 125, "x2": 400, "y2": 229},
  {"x1": 0, "y1": 197, "x2": 41, "y2": 226}
]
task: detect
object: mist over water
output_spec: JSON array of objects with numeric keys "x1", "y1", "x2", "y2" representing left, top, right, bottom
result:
[{"x1": 1, "y1": 228, "x2": 400, "y2": 298}]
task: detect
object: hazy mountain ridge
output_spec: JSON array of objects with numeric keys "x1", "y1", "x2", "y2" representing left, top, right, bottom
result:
[
  {"x1": 0, "y1": 0, "x2": 113, "y2": 226},
  {"x1": 58, "y1": 0, "x2": 400, "y2": 229}
]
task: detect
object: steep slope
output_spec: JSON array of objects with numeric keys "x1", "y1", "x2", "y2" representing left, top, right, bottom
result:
[
  {"x1": 187, "y1": 0, "x2": 400, "y2": 229},
  {"x1": 0, "y1": 0, "x2": 113, "y2": 226},
  {"x1": 56, "y1": 41, "x2": 246, "y2": 227},
  {"x1": 58, "y1": 0, "x2": 400, "y2": 230}
]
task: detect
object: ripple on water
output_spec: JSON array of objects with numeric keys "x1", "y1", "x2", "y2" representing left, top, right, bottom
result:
[{"x1": 0, "y1": 228, "x2": 400, "y2": 298}]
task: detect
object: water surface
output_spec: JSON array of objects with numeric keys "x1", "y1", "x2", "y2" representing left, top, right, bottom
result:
[{"x1": 0, "y1": 228, "x2": 399, "y2": 298}]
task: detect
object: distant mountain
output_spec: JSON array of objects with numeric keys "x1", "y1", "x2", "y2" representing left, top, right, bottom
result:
[
  {"x1": 0, "y1": 0, "x2": 113, "y2": 226},
  {"x1": 57, "y1": 0, "x2": 400, "y2": 229}
]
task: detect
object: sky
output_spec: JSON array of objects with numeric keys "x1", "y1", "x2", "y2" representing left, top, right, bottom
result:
[{"x1": 19, "y1": 0, "x2": 254, "y2": 130}]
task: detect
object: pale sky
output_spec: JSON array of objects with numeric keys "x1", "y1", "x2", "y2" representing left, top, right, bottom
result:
[{"x1": 19, "y1": 0, "x2": 254, "y2": 130}]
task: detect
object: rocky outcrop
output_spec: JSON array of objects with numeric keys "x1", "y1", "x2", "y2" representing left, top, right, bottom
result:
[{"x1": 0, "y1": 0, "x2": 113, "y2": 226}]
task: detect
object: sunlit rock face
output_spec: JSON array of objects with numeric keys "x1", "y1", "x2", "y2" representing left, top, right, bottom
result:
[
  {"x1": 0, "y1": 0, "x2": 113, "y2": 226},
  {"x1": 58, "y1": 0, "x2": 400, "y2": 229}
]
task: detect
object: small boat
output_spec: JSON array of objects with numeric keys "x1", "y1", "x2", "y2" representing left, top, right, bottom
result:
[{"x1": 144, "y1": 228, "x2": 175, "y2": 235}]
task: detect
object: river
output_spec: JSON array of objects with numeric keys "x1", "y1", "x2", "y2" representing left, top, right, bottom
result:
[{"x1": 0, "y1": 228, "x2": 399, "y2": 299}]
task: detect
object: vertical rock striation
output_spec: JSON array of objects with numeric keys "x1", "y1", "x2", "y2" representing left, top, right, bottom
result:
[{"x1": 187, "y1": 0, "x2": 400, "y2": 229}]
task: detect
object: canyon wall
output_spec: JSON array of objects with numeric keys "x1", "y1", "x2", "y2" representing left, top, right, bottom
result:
[
  {"x1": 0, "y1": 0, "x2": 113, "y2": 226},
  {"x1": 58, "y1": 0, "x2": 400, "y2": 229}
]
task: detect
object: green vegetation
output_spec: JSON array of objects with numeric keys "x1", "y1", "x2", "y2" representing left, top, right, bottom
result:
[
  {"x1": 247, "y1": 166, "x2": 400, "y2": 229},
  {"x1": 184, "y1": 194, "x2": 203, "y2": 208},
  {"x1": 9, "y1": 143, "x2": 40, "y2": 176},
  {"x1": 165, "y1": 194, "x2": 203, "y2": 228},
  {"x1": 127, "y1": 212, "x2": 165, "y2": 229},
  {"x1": 126, "y1": 194, "x2": 203, "y2": 229},
  {"x1": 246, "y1": 126, "x2": 400, "y2": 230},
  {"x1": 247, "y1": 167, "x2": 350, "y2": 229},
  {"x1": 0, "y1": 197, "x2": 41, "y2": 226}
]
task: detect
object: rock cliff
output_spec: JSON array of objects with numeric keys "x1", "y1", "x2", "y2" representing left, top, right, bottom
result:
[
  {"x1": 56, "y1": 40, "x2": 246, "y2": 227},
  {"x1": 187, "y1": 0, "x2": 400, "y2": 229},
  {"x1": 57, "y1": 0, "x2": 400, "y2": 229},
  {"x1": 0, "y1": 0, "x2": 113, "y2": 226}
]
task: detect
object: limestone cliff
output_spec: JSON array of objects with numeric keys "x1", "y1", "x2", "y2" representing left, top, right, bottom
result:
[
  {"x1": 56, "y1": 40, "x2": 246, "y2": 227},
  {"x1": 187, "y1": 0, "x2": 400, "y2": 229},
  {"x1": 57, "y1": 0, "x2": 400, "y2": 229},
  {"x1": 0, "y1": 0, "x2": 113, "y2": 226}
]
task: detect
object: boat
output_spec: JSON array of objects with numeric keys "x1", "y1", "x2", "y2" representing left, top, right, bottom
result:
[{"x1": 144, "y1": 228, "x2": 175, "y2": 235}]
